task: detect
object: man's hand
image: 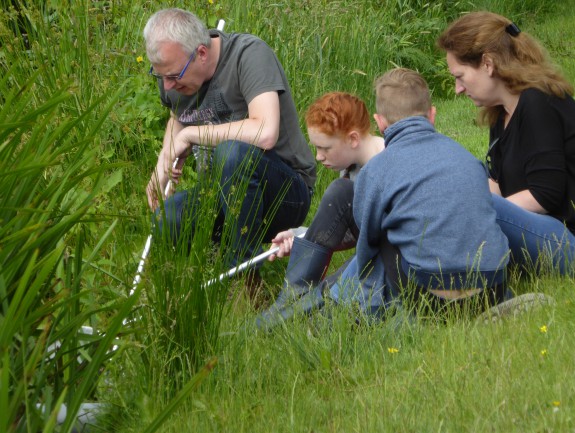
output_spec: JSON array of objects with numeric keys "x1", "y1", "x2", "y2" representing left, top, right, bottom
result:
[
  {"x1": 267, "y1": 229, "x2": 295, "y2": 261},
  {"x1": 146, "y1": 169, "x2": 172, "y2": 210},
  {"x1": 146, "y1": 128, "x2": 196, "y2": 210},
  {"x1": 170, "y1": 128, "x2": 198, "y2": 176}
]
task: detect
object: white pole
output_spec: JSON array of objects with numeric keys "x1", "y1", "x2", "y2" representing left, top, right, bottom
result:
[
  {"x1": 203, "y1": 227, "x2": 307, "y2": 287},
  {"x1": 130, "y1": 158, "x2": 179, "y2": 296}
]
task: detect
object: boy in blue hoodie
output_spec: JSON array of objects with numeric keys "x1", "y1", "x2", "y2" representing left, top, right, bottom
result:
[{"x1": 336, "y1": 68, "x2": 509, "y2": 315}]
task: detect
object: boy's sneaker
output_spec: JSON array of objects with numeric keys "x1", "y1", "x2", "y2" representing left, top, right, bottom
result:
[{"x1": 477, "y1": 293, "x2": 556, "y2": 324}]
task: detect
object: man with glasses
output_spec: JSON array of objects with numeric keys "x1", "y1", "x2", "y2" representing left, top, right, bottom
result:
[{"x1": 143, "y1": 8, "x2": 316, "y2": 296}]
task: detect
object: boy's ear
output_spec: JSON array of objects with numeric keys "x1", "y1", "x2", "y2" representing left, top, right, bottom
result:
[
  {"x1": 428, "y1": 106, "x2": 437, "y2": 126},
  {"x1": 347, "y1": 130, "x2": 361, "y2": 148},
  {"x1": 373, "y1": 113, "x2": 388, "y2": 133}
]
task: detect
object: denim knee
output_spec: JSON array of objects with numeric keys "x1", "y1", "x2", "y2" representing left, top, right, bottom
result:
[
  {"x1": 322, "y1": 178, "x2": 354, "y2": 203},
  {"x1": 154, "y1": 190, "x2": 197, "y2": 245},
  {"x1": 214, "y1": 140, "x2": 256, "y2": 175}
]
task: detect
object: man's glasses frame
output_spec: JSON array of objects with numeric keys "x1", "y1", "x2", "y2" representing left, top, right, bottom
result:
[{"x1": 149, "y1": 49, "x2": 197, "y2": 81}]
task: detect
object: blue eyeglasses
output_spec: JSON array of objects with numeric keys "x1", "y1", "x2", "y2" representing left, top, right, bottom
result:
[{"x1": 149, "y1": 49, "x2": 197, "y2": 81}]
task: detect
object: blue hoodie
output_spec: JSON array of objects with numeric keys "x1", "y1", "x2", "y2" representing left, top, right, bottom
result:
[{"x1": 336, "y1": 116, "x2": 509, "y2": 310}]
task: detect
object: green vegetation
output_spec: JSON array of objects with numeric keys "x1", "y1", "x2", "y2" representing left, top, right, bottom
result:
[{"x1": 1, "y1": 0, "x2": 575, "y2": 432}]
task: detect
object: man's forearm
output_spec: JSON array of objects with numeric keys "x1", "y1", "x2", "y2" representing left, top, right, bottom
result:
[
  {"x1": 177, "y1": 118, "x2": 278, "y2": 151},
  {"x1": 175, "y1": 91, "x2": 281, "y2": 151},
  {"x1": 160, "y1": 116, "x2": 185, "y2": 159}
]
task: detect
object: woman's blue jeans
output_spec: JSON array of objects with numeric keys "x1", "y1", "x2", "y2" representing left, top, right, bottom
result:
[
  {"x1": 491, "y1": 193, "x2": 575, "y2": 275},
  {"x1": 157, "y1": 140, "x2": 311, "y2": 266}
]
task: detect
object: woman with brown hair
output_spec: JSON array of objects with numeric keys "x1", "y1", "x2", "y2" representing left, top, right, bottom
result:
[{"x1": 438, "y1": 11, "x2": 575, "y2": 274}]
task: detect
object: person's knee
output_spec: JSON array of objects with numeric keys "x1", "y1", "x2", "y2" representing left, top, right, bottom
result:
[
  {"x1": 324, "y1": 178, "x2": 354, "y2": 202},
  {"x1": 214, "y1": 140, "x2": 252, "y2": 169}
]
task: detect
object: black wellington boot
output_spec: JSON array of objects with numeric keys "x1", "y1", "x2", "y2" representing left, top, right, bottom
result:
[{"x1": 256, "y1": 237, "x2": 331, "y2": 324}]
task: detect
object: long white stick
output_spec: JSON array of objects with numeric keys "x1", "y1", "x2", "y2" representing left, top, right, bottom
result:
[
  {"x1": 204, "y1": 227, "x2": 307, "y2": 287},
  {"x1": 130, "y1": 159, "x2": 179, "y2": 296}
]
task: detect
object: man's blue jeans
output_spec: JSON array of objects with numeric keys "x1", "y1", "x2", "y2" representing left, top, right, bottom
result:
[
  {"x1": 158, "y1": 140, "x2": 311, "y2": 266},
  {"x1": 492, "y1": 193, "x2": 575, "y2": 275}
]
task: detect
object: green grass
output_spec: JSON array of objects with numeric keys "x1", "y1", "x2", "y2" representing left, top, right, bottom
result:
[
  {"x1": 2, "y1": 0, "x2": 575, "y2": 432},
  {"x1": 116, "y1": 277, "x2": 575, "y2": 432}
]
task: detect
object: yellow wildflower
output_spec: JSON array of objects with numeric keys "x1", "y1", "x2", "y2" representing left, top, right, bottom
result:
[
  {"x1": 136, "y1": 56, "x2": 144, "y2": 63},
  {"x1": 540, "y1": 349, "x2": 548, "y2": 356},
  {"x1": 208, "y1": 0, "x2": 214, "y2": 4},
  {"x1": 387, "y1": 347, "x2": 399, "y2": 354},
  {"x1": 552, "y1": 401, "x2": 561, "y2": 407},
  {"x1": 539, "y1": 325, "x2": 548, "y2": 333}
]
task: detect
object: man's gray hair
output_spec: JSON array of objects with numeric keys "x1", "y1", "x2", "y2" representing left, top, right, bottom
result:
[{"x1": 143, "y1": 8, "x2": 212, "y2": 63}]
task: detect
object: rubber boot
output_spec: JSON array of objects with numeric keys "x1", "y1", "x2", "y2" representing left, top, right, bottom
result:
[
  {"x1": 256, "y1": 282, "x2": 327, "y2": 331},
  {"x1": 256, "y1": 237, "x2": 331, "y2": 323},
  {"x1": 272, "y1": 237, "x2": 331, "y2": 309}
]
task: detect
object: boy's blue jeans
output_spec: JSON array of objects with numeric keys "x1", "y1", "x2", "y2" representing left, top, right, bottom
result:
[
  {"x1": 157, "y1": 140, "x2": 311, "y2": 266},
  {"x1": 328, "y1": 256, "x2": 397, "y2": 316},
  {"x1": 491, "y1": 193, "x2": 575, "y2": 275}
]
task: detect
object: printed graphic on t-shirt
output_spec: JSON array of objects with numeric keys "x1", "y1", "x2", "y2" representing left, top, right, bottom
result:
[{"x1": 178, "y1": 89, "x2": 234, "y2": 126}]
